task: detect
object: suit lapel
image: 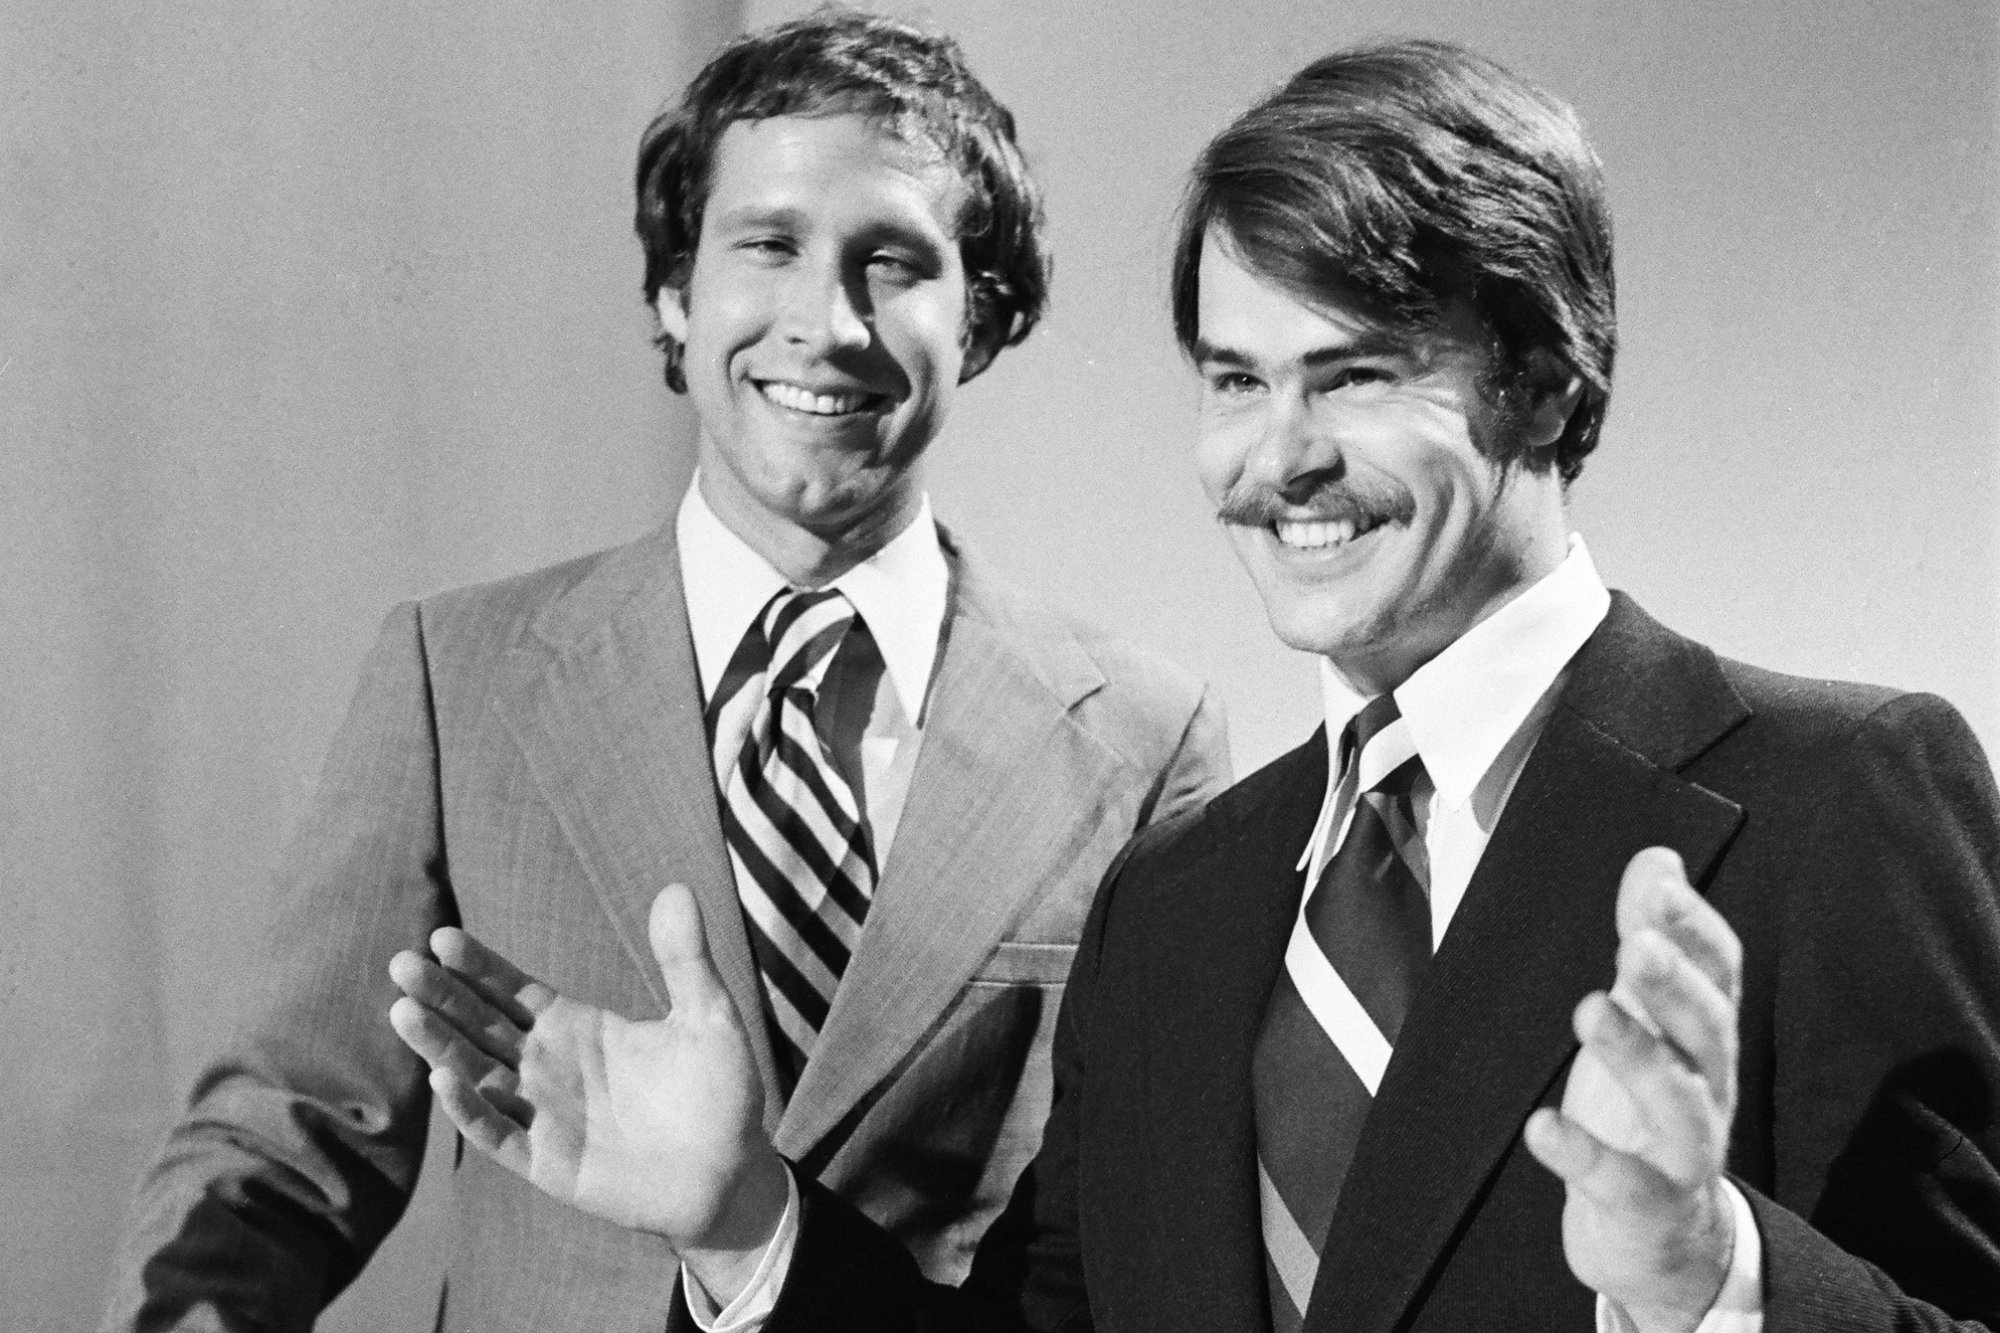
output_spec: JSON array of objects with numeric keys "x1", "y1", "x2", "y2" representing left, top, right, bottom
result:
[
  {"x1": 1307, "y1": 595, "x2": 1752, "y2": 1333},
  {"x1": 776, "y1": 552, "x2": 1125, "y2": 1161},
  {"x1": 1136, "y1": 736, "x2": 1328, "y2": 1333},
  {"x1": 493, "y1": 528, "x2": 786, "y2": 1131}
]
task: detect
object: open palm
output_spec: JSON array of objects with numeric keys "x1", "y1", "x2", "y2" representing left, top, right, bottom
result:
[
  {"x1": 1524, "y1": 848, "x2": 1741, "y2": 1330},
  {"x1": 388, "y1": 884, "x2": 778, "y2": 1248}
]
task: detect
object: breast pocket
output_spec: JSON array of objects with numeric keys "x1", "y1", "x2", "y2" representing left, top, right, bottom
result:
[{"x1": 968, "y1": 939, "x2": 1079, "y2": 986}]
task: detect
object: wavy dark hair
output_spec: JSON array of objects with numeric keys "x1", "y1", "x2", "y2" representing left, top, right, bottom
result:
[
  {"x1": 635, "y1": 9, "x2": 1050, "y2": 392},
  {"x1": 1172, "y1": 40, "x2": 1616, "y2": 483}
]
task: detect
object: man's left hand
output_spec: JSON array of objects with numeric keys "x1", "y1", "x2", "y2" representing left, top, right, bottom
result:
[{"x1": 1524, "y1": 846, "x2": 1744, "y2": 1333}]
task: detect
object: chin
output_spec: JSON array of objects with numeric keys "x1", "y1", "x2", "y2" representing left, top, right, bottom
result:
[
  {"x1": 1260, "y1": 606, "x2": 1360, "y2": 660},
  {"x1": 800, "y1": 471, "x2": 921, "y2": 536},
  {"x1": 759, "y1": 460, "x2": 867, "y2": 508}
]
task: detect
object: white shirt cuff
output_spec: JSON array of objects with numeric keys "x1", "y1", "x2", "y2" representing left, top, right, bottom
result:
[
  {"x1": 680, "y1": 1170, "x2": 802, "y2": 1333},
  {"x1": 1594, "y1": 1179, "x2": 1764, "y2": 1333}
]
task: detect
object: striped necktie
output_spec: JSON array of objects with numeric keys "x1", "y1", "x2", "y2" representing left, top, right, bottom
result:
[
  {"x1": 1253, "y1": 693, "x2": 1430, "y2": 1332},
  {"x1": 707, "y1": 588, "x2": 878, "y2": 1092}
]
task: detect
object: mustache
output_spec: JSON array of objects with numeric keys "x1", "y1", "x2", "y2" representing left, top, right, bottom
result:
[{"x1": 1214, "y1": 477, "x2": 1416, "y2": 530}]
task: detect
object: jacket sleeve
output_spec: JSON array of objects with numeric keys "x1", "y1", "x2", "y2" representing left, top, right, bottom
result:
[
  {"x1": 1759, "y1": 693, "x2": 2000, "y2": 1332},
  {"x1": 100, "y1": 603, "x2": 454, "y2": 1333}
]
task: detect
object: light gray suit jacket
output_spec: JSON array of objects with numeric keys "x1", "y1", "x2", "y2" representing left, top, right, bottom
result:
[{"x1": 103, "y1": 520, "x2": 1229, "y2": 1333}]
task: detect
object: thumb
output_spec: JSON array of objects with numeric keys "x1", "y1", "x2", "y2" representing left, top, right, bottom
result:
[{"x1": 648, "y1": 883, "x2": 732, "y2": 1016}]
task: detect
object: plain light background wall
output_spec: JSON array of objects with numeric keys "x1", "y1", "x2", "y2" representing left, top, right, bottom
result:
[
  {"x1": 2, "y1": 0, "x2": 738, "y2": 1325},
  {"x1": 3, "y1": 0, "x2": 1993, "y2": 1327},
  {"x1": 747, "y1": 0, "x2": 2000, "y2": 771}
]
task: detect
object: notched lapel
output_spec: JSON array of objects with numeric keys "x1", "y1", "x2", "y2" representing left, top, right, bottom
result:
[
  {"x1": 492, "y1": 533, "x2": 785, "y2": 1130},
  {"x1": 775, "y1": 597, "x2": 1123, "y2": 1161},
  {"x1": 1307, "y1": 598, "x2": 1750, "y2": 1333},
  {"x1": 1132, "y1": 737, "x2": 1328, "y2": 1333}
]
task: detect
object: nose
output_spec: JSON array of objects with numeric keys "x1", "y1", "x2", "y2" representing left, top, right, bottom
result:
[
  {"x1": 777, "y1": 256, "x2": 871, "y2": 357},
  {"x1": 1242, "y1": 390, "x2": 1342, "y2": 501}
]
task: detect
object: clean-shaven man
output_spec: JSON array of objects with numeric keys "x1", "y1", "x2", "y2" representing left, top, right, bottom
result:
[
  {"x1": 387, "y1": 38, "x2": 2000, "y2": 1333},
  {"x1": 103, "y1": 13, "x2": 1227, "y2": 1332}
]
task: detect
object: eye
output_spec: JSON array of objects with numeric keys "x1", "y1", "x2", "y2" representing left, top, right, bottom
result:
[
  {"x1": 865, "y1": 250, "x2": 930, "y2": 286},
  {"x1": 735, "y1": 235, "x2": 797, "y2": 264},
  {"x1": 1205, "y1": 370, "x2": 1263, "y2": 397},
  {"x1": 1327, "y1": 364, "x2": 1395, "y2": 391}
]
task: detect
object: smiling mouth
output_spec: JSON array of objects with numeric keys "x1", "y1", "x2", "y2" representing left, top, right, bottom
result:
[
  {"x1": 1272, "y1": 515, "x2": 1391, "y2": 551},
  {"x1": 756, "y1": 379, "x2": 888, "y2": 417}
]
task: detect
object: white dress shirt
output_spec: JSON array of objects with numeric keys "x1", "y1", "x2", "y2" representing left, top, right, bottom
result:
[
  {"x1": 1297, "y1": 535, "x2": 1760, "y2": 1333},
  {"x1": 676, "y1": 476, "x2": 947, "y2": 1331},
  {"x1": 676, "y1": 476, "x2": 949, "y2": 859}
]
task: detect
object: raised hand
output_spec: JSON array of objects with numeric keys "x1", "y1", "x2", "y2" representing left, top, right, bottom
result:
[
  {"x1": 1523, "y1": 847, "x2": 1744, "y2": 1333},
  {"x1": 387, "y1": 884, "x2": 788, "y2": 1283}
]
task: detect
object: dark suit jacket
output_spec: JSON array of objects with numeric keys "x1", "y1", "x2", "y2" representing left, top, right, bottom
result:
[
  {"x1": 102, "y1": 521, "x2": 1230, "y2": 1333},
  {"x1": 764, "y1": 594, "x2": 2000, "y2": 1332}
]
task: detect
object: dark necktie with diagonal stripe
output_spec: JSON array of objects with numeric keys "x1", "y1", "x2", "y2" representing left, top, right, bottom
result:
[
  {"x1": 1254, "y1": 693, "x2": 1430, "y2": 1332},
  {"x1": 707, "y1": 587, "x2": 878, "y2": 1093}
]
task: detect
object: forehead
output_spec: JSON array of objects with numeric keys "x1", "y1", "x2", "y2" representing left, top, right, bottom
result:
[
  {"x1": 704, "y1": 112, "x2": 965, "y2": 238},
  {"x1": 1195, "y1": 232, "x2": 1486, "y2": 368},
  {"x1": 1196, "y1": 235, "x2": 1385, "y2": 354}
]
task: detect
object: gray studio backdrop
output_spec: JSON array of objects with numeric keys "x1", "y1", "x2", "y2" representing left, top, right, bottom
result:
[{"x1": 3, "y1": 0, "x2": 1993, "y2": 1327}]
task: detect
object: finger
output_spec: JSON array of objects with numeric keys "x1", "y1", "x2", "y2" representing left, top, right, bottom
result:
[
  {"x1": 1613, "y1": 847, "x2": 1691, "y2": 939},
  {"x1": 1651, "y1": 895, "x2": 1742, "y2": 1011},
  {"x1": 428, "y1": 1066, "x2": 533, "y2": 1178},
  {"x1": 388, "y1": 949, "x2": 527, "y2": 1066},
  {"x1": 429, "y1": 927, "x2": 558, "y2": 1025},
  {"x1": 648, "y1": 883, "x2": 736, "y2": 1020},
  {"x1": 1614, "y1": 930, "x2": 1737, "y2": 1100},
  {"x1": 1572, "y1": 993, "x2": 1722, "y2": 1183},
  {"x1": 1524, "y1": 1104, "x2": 1610, "y2": 1185},
  {"x1": 1615, "y1": 848, "x2": 1742, "y2": 1004},
  {"x1": 389, "y1": 994, "x2": 519, "y2": 1103},
  {"x1": 1524, "y1": 1106, "x2": 1689, "y2": 1219}
]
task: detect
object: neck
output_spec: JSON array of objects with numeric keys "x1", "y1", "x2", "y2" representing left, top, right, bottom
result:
[{"x1": 696, "y1": 470, "x2": 922, "y2": 588}]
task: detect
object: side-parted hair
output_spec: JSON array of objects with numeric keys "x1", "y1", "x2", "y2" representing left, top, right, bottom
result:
[
  {"x1": 1172, "y1": 40, "x2": 1616, "y2": 483},
  {"x1": 635, "y1": 9, "x2": 1050, "y2": 392}
]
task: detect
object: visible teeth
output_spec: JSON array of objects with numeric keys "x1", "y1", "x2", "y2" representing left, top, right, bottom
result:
[
  {"x1": 1275, "y1": 518, "x2": 1360, "y2": 549},
  {"x1": 760, "y1": 381, "x2": 875, "y2": 415}
]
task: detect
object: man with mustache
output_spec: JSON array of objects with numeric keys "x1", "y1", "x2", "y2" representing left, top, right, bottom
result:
[
  {"x1": 100, "y1": 12, "x2": 1228, "y2": 1332},
  {"x1": 387, "y1": 38, "x2": 2000, "y2": 1333}
]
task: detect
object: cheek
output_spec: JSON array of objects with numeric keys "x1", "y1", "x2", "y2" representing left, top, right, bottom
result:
[
  {"x1": 1428, "y1": 460, "x2": 1503, "y2": 542},
  {"x1": 685, "y1": 268, "x2": 780, "y2": 359},
  {"x1": 880, "y1": 287, "x2": 969, "y2": 386},
  {"x1": 1192, "y1": 427, "x2": 1244, "y2": 503},
  {"x1": 703, "y1": 290, "x2": 767, "y2": 355},
  {"x1": 913, "y1": 323, "x2": 968, "y2": 394}
]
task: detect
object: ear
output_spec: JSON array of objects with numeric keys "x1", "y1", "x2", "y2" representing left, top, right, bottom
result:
[
  {"x1": 652, "y1": 287, "x2": 689, "y2": 344},
  {"x1": 1519, "y1": 350, "x2": 1586, "y2": 454},
  {"x1": 956, "y1": 274, "x2": 1014, "y2": 385},
  {"x1": 957, "y1": 326, "x2": 1001, "y2": 384}
]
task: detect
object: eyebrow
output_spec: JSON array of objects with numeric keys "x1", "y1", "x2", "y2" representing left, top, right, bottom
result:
[
  {"x1": 1192, "y1": 330, "x2": 1415, "y2": 368},
  {"x1": 710, "y1": 204, "x2": 952, "y2": 255},
  {"x1": 711, "y1": 204, "x2": 809, "y2": 233}
]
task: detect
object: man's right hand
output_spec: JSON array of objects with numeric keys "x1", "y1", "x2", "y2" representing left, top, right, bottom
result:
[{"x1": 387, "y1": 883, "x2": 789, "y2": 1303}]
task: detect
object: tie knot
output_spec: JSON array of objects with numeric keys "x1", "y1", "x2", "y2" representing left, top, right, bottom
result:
[
  {"x1": 1341, "y1": 693, "x2": 1420, "y2": 794},
  {"x1": 761, "y1": 587, "x2": 858, "y2": 695}
]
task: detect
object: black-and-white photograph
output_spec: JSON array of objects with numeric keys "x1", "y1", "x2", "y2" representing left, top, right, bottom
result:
[{"x1": 4, "y1": 1, "x2": 1995, "y2": 1329}]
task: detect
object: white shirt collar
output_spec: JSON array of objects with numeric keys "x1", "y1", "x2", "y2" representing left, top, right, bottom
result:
[
  {"x1": 1314, "y1": 532, "x2": 1611, "y2": 813},
  {"x1": 675, "y1": 476, "x2": 949, "y2": 724}
]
